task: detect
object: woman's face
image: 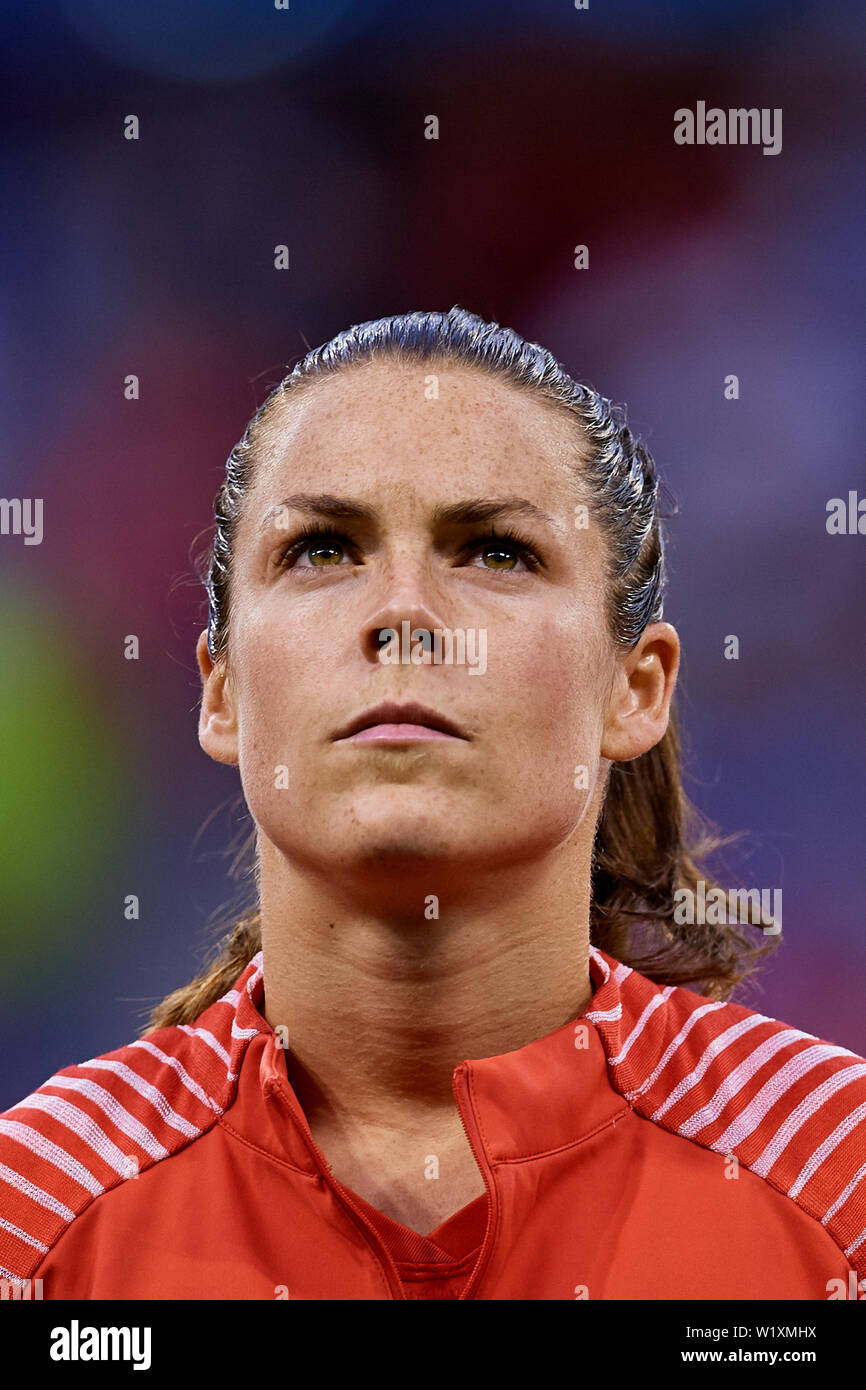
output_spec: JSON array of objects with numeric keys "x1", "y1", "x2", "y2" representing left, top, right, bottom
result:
[{"x1": 204, "y1": 360, "x2": 622, "y2": 890}]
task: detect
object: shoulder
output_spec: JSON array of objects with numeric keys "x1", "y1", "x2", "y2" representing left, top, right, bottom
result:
[
  {"x1": 0, "y1": 954, "x2": 265, "y2": 1287},
  {"x1": 588, "y1": 948, "x2": 866, "y2": 1279}
]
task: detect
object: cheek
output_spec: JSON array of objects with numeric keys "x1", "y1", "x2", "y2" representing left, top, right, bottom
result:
[
  {"x1": 228, "y1": 618, "x2": 312, "y2": 789},
  {"x1": 498, "y1": 610, "x2": 608, "y2": 737},
  {"x1": 481, "y1": 613, "x2": 608, "y2": 821}
]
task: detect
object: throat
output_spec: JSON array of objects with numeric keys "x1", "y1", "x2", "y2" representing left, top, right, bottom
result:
[{"x1": 310, "y1": 1114, "x2": 487, "y2": 1239}]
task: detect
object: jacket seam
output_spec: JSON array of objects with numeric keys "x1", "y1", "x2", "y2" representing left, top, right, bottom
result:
[
  {"x1": 487, "y1": 1103, "x2": 631, "y2": 1166},
  {"x1": 217, "y1": 1115, "x2": 322, "y2": 1181},
  {"x1": 461, "y1": 1064, "x2": 502, "y2": 1299},
  {"x1": 218, "y1": 1117, "x2": 399, "y2": 1299}
]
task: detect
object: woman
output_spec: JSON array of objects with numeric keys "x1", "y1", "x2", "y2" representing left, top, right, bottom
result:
[{"x1": 1, "y1": 307, "x2": 863, "y2": 1301}]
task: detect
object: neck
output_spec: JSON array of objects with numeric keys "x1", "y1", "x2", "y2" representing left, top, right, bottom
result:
[{"x1": 259, "y1": 838, "x2": 594, "y2": 1132}]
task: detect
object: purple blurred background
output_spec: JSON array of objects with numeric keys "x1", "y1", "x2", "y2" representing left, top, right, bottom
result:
[{"x1": 1, "y1": 0, "x2": 864, "y2": 1108}]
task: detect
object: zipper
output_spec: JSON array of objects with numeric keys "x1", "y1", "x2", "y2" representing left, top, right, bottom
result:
[
  {"x1": 309, "y1": 1068, "x2": 498, "y2": 1300},
  {"x1": 270, "y1": 1051, "x2": 497, "y2": 1299},
  {"x1": 317, "y1": 1161, "x2": 409, "y2": 1300},
  {"x1": 451, "y1": 1062, "x2": 498, "y2": 1300},
  {"x1": 265, "y1": 1068, "x2": 408, "y2": 1299}
]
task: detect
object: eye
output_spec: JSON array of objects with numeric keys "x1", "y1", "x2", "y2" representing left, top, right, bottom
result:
[
  {"x1": 297, "y1": 540, "x2": 346, "y2": 567},
  {"x1": 276, "y1": 527, "x2": 356, "y2": 571},
  {"x1": 463, "y1": 529, "x2": 541, "y2": 573}
]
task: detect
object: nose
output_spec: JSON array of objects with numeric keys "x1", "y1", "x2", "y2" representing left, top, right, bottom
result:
[
  {"x1": 361, "y1": 553, "x2": 448, "y2": 665},
  {"x1": 366, "y1": 607, "x2": 444, "y2": 665}
]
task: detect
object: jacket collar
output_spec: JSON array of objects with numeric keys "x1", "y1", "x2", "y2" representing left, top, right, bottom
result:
[{"x1": 220, "y1": 944, "x2": 651, "y2": 1172}]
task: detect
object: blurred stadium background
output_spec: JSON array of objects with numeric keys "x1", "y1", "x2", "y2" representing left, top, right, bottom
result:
[{"x1": 1, "y1": 0, "x2": 864, "y2": 1106}]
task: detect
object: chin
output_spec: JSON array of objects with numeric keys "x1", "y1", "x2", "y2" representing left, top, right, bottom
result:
[{"x1": 349, "y1": 824, "x2": 464, "y2": 865}]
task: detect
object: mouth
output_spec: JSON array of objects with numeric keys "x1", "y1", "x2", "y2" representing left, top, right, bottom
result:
[{"x1": 332, "y1": 700, "x2": 468, "y2": 744}]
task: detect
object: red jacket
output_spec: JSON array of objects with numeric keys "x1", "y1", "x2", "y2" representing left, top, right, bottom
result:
[{"x1": 1, "y1": 947, "x2": 864, "y2": 1300}]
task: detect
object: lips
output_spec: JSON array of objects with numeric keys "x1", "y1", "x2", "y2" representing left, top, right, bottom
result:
[{"x1": 332, "y1": 700, "x2": 467, "y2": 742}]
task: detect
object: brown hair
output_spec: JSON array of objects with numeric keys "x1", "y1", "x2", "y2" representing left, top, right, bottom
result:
[{"x1": 144, "y1": 307, "x2": 777, "y2": 1032}]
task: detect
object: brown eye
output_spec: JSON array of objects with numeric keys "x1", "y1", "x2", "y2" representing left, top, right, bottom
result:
[
  {"x1": 465, "y1": 531, "x2": 540, "y2": 572},
  {"x1": 478, "y1": 543, "x2": 519, "y2": 570},
  {"x1": 276, "y1": 529, "x2": 356, "y2": 571},
  {"x1": 303, "y1": 541, "x2": 345, "y2": 567}
]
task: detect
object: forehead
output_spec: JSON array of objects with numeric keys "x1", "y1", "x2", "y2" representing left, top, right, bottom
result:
[{"x1": 248, "y1": 360, "x2": 586, "y2": 509}]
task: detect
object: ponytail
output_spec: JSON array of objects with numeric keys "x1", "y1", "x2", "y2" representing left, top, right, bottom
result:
[
  {"x1": 143, "y1": 910, "x2": 261, "y2": 1032},
  {"x1": 591, "y1": 699, "x2": 777, "y2": 1001}
]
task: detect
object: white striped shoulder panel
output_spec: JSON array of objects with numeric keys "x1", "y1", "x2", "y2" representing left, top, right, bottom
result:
[
  {"x1": 612, "y1": 970, "x2": 866, "y2": 1280},
  {"x1": 0, "y1": 972, "x2": 265, "y2": 1283}
]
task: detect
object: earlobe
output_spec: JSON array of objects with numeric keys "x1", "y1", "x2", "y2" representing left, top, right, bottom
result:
[{"x1": 195, "y1": 629, "x2": 240, "y2": 766}]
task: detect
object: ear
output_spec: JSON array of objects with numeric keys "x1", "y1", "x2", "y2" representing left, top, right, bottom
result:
[
  {"x1": 600, "y1": 621, "x2": 680, "y2": 763},
  {"x1": 196, "y1": 629, "x2": 239, "y2": 766}
]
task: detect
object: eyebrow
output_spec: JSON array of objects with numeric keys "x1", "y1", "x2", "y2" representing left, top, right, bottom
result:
[{"x1": 258, "y1": 493, "x2": 559, "y2": 533}]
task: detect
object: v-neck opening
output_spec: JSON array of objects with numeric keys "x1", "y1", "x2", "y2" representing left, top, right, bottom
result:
[{"x1": 337, "y1": 1183, "x2": 488, "y2": 1269}]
